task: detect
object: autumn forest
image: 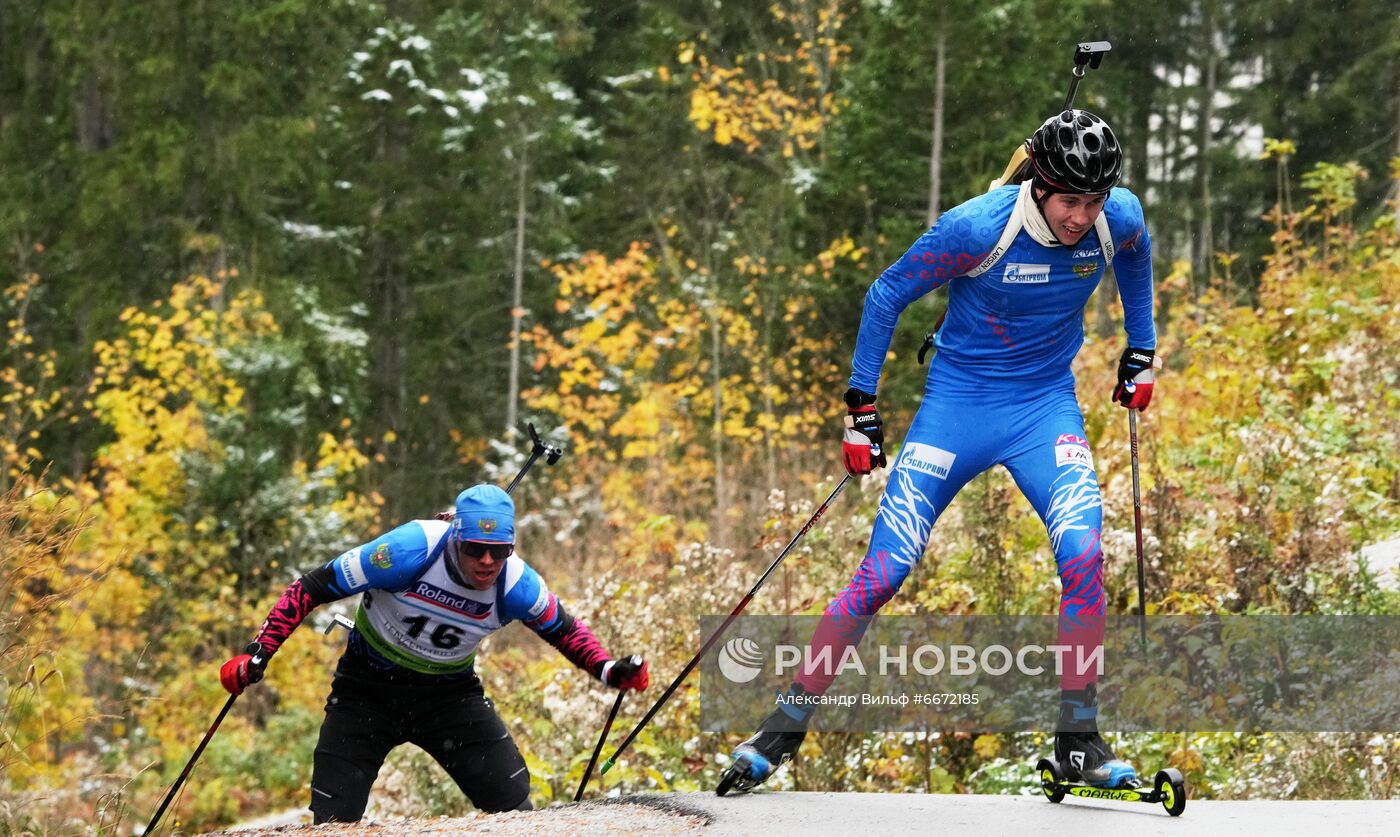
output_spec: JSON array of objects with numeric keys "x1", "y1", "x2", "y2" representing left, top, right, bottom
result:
[{"x1": 2, "y1": 0, "x2": 1399, "y2": 832}]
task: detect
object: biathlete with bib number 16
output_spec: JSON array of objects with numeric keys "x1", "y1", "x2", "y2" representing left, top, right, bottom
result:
[
  {"x1": 721, "y1": 107, "x2": 1157, "y2": 794},
  {"x1": 219, "y1": 484, "x2": 650, "y2": 820}
]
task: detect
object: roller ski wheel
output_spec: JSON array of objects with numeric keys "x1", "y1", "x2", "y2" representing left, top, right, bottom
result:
[
  {"x1": 715, "y1": 764, "x2": 742, "y2": 797},
  {"x1": 1034, "y1": 759, "x2": 1187, "y2": 817},
  {"x1": 715, "y1": 687, "x2": 811, "y2": 797},
  {"x1": 716, "y1": 751, "x2": 769, "y2": 797},
  {"x1": 1154, "y1": 768, "x2": 1187, "y2": 817},
  {"x1": 1036, "y1": 757, "x2": 1066, "y2": 804}
]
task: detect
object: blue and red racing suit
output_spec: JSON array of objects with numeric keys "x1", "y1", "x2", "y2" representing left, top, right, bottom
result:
[{"x1": 797, "y1": 180, "x2": 1156, "y2": 696}]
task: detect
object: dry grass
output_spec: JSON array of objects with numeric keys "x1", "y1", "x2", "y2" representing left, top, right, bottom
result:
[{"x1": 0, "y1": 474, "x2": 97, "y2": 836}]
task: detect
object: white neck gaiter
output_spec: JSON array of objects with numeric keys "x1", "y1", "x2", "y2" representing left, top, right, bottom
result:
[{"x1": 1016, "y1": 180, "x2": 1060, "y2": 248}]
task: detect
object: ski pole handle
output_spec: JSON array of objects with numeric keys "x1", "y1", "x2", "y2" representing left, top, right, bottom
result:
[
  {"x1": 437, "y1": 423, "x2": 565, "y2": 520},
  {"x1": 322, "y1": 613, "x2": 355, "y2": 635}
]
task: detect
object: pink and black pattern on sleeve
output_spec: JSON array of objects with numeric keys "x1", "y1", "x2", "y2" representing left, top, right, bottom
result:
[
  {"x1": 528, "y1": 597, "x2": 612, "y2": 681},
  {"x1": 251, "y1": 578, "x2": 319, "y2": 656}
]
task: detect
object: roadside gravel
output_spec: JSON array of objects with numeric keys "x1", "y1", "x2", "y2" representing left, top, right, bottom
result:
[{"x1": 206, "y1": 798, "x2": 710, "y2": 837}]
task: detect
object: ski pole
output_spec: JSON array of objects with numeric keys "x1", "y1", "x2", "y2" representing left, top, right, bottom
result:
[
  {"x1": 599, "y1": 475, "x2": 852, "y2": 776},
  {"x1": 1129, "y1": 408, "x2": 1148, "y2": 649},
  {"x1": 142, "y1": 693, "x2": 239, "y2": 837},
  {"x1": 574, "y1": 688, "x2": 626, "y2": 801}
]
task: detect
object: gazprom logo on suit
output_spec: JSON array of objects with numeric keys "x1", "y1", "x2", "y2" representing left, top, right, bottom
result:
[
  {"x1": 899, "y1": 443, "x2": 957, "y2": 480},
  {"x1": 1002, "y1": 263, "x2": 1050, "y2": 284},
  {"x1": 337, "y1": 548, "x2": 368, "y2": 589}
]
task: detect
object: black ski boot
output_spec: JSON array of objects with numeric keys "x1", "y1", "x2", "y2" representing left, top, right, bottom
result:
[
  {"x1": 1054, "y1": 685, "x2": 1139, "y2": 789},
  {"x1": 716, "y1": 683, "x2": 814, "y2": 796}
]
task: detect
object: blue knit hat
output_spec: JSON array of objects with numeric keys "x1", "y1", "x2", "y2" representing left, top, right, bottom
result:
[{"x1": 452, "y1": 484, "x2": 515, "y2": 544}]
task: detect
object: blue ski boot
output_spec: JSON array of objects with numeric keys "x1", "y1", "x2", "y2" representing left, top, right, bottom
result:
[
  {"x1": 1054, "y1": 685, "x2": 1139, "y2": 789},
  {"x1": 716, "y1": 684, "x2": 813, "y2": 796}
]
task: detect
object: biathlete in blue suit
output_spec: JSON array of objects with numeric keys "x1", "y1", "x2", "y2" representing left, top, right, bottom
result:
[
  {"x1": 728, "y1": 110, "x2": 1157, "y2": 791},
  {"x1": 220, "y1": 484, "x2": 650, "y2": 821}
]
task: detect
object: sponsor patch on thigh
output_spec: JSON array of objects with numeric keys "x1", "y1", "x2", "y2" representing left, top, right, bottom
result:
[
  {"x1": 899, "y1": 442, "x2": 957, "y2": 480},
  {"x1": 1054, "y1": 435, "x2": 1094, "y2": 469}
]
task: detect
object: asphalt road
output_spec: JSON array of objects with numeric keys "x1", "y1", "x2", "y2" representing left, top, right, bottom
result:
[
  {"x1": 660, "y1": 791, "x2": 1400, "y2": 836},
  {"x1": 224, "y1": 792, "x2": 1400, "y2": 836}
]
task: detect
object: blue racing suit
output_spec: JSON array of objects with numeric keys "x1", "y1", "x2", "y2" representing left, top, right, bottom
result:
[{"x1": 796, "y1": 181, "x2": 1156, "y2": 695}]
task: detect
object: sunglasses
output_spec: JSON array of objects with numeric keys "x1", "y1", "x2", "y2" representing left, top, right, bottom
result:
[{"x1": 457, "y1": 541, "x2": 514, "y2": 561}]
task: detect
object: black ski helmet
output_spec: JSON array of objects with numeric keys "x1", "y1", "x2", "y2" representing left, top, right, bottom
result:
[{"x1": 1028, "y1": 109, "x2": 1122, "y2": 194}]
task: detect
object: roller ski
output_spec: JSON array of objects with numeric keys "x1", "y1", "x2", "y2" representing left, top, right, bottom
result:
[
  {"x1": 1034, "y1": 685, "x2": 1186, "y2": 816},
  {"x1": 716, "y1": 685, "x2": 812, "y2": 796},
  {"x1": 1037, "y1": 756, "x2": 1187, "y2": 817}
]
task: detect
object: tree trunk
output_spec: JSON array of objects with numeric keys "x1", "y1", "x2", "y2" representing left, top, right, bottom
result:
[
  {"x1": 926, "y1": 9, "x2": 946, "y2": 227},
  {"x1": 1163, "y1": 90, "x2": 1187, "y2": 261},
  {"x1": 762, "y1": 286, "x2": 777, "y2": 495},
  {"x1": 367, "y1": 232, "x2": 407, "y2": 518},
  {"x1": 710, "y1": 298, "x2": 725, "y2": 546},
  {"x1": 75, "y1": 74, "x2": 114, "y2": 152},
  {"x1": 506, "y1": 140, "x2": 529, "y2": 439},
  {"x1": 1192, "y1": 0, "x2": 1218, "y2": 295},
  {"x1": 366, "y1": 118, "x2": 408, "y2": 520},
  {"x1": 1394, "y1": 65, "x2": 1400, "y2": 230}
]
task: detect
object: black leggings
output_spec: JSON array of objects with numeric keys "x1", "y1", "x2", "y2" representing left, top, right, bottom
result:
[{"x1": 309, "y1": 655, "x2": 531, "y2": 823}]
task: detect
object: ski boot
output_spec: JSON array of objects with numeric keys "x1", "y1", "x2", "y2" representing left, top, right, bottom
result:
[
  {"x1": 716, "y1": 683, "x2": 813, "y2": 796},
  {"x1": 1052, "y1": 685, "x2": 1139, "y2": 789}
]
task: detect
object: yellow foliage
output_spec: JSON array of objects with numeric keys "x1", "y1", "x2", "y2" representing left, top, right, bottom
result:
[
  {"x1": 318, "y1": 432, "x2": 371, "y2": 481},
  {"x1": 1, "y1": 273, "x2": 66, "y2": 487},
  {"x1": 973, "y1": 733, "x2": 1002, "y2": 759},
  {"x1": 1, "y1": 475, "x2": 98, "y2": 791},
  {"x1": 3, "y1": 272, "x2": 379, "y2": 829},
  {"x1": 1075, "y1": 157, "x2": 1400, "y2": 614},
  {"x1": 678, "y1": 1, "x2": 851, "y2": 156},
  {"x1": 524, "y1": 230, "x2": 850, "y2": 575}
]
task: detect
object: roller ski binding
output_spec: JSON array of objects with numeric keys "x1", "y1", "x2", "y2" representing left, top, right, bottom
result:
[
  {"x1": 1054, "y1": 727, "x2": 1140, "y2": 790},
  {"x1": 716, "y1": 684, "x2": 813, "y2": 796}
]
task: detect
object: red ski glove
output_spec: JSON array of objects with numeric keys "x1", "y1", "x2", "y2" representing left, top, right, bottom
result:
[
  {"x1": 603, "y1": 655, "x2": 650, "y2": 691},
  {"x1": 841, "y1": 388, "x2": 887, "y2": 475},
  {"x1": 219, "y1": 643, "x2": 269, "y2": 696},
  {"x1": 1112, "y1": 347, "x2": 1155, "y2": 410}
]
